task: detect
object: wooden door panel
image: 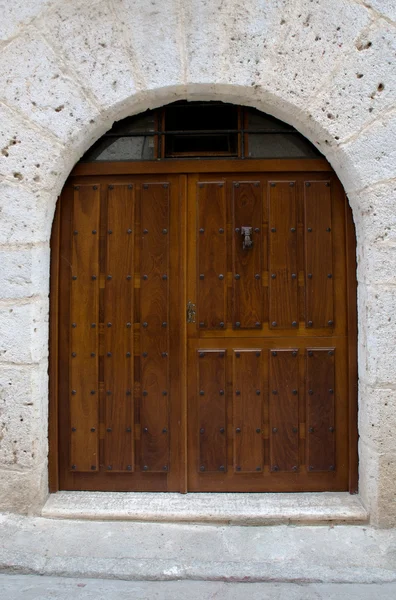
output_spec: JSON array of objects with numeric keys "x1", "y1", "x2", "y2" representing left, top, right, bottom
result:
[
  {"x1": 197, "y1": 182, "x2": 227, "y2": 330},
  {"x1": 306, "y1": 348, "x2": 336, "y2": 472},
  {"x1": 58, "y1": 175, "x2": 183, "y2": 491},
  {"x1": 70, "y1": 184, "x2": 100, "y2": 473},
  {"x1": 233, "y1": 350, "x2": 264, "y2": 473},
  {"x1": 269, "y1": 349, "x2": 299, "y2": 473},
  {"x1": 268, "y1": 181, "x2": 298, "y2": 330},
  {"x1": 232, "y1": 181, "x2": 262, "y2": 329},
  {"x1": 140, "y1": 183, "x2": 170, "y2": 473},
  {"x1": 104, "y1": 184, "x2": 135, "y2": 472},
  {"x1": 197, "y1": 350, "x2": 227, "y2": 473},
  {"x1": 304, "y1": 180, "x2": 334, "y2": 329}
]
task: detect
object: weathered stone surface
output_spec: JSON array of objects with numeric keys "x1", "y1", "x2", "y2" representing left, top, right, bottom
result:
[
  {"x1": 368, "y1": 0, "x2": 396, "y2": 23},
  {"x1": 0, "y1": 362, "x2": 48, "y2": 470},
  {"x1": 0, "y1": 245, "x2": 49, "y2": 300},
  {"x1": 39, "y1": 1, "x2": 139, "y2": 115},
  {"x1": 0, "y1": 103, "x2": 69, "y2": 193},
  {"x1": 0, "y1": 299, "x2": 48, "y2": 364},
  {"x1": 309, "y1": 19, "x2": 396, "y2": 142},
  {"x1": 1, "y1": 516, "x2": 396, "y2": 582},
  {"x1": 0, "y1": 27, "x2": 98, "y2": 146},
  {"x1": 359, "y1": 285, "x2": 396, "y2": 386},
  {"x1": 0, "y1": 183, "x2": 54, "y2": 244},
  {"x1": 0, "y1": 0, "x2": 55, "y2": 41},
  {"x1": 331, "y1": 110, "x2": 396, "y2": 193},
  {"x1": 42, "y1": 491, "x2": 367, "y2": 524},
  {"x1": 0, "y1": 466, "x2": 48, "y2": 514},
  {"x1": 2, "y1": 576, "x2": 396, "y2": 600},
  {"x1": 359, "y1": 382, "x2": 396, "y2": 451},
  {"x1": 359, "y1": 442, "x2": 396, "y2": 528},
  {"x1": 113, "y1": 0, "x2": 184, "y2": 94}
]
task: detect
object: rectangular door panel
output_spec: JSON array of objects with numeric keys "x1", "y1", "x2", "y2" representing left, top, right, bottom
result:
[
  {"x1": 233, "y1": 349, "x2": 263, "y2": 473},
  {"x1": 197, "y1": 350, "x2": 227, "y2": 473},
  {"x1": 140, "y1": 183, "x2": 170, "y2": 473},
  {"x1": 268, "y1": 181, "x2": 298, "y2": 330},
  {"x1": 304, "y1": 181, "x2": 334, "y2": 329},
  {"x1": 70, "y1": 184, "x2": 100, "y2": 472},
  {"x1": 306, "y1": 348, "x2": 336, "y2": 472},
  {"x1": 232, "y1": 181, "x2": 262, "y2": 329},
  {"x1": 197, "y1": 182, "x2": 227, "y2": 330},
  {"x1": 269, "y1": 349, "x2": 299, "y2": 472},
  {"x1": 104, "y1": 184, "x2": 135, "y2": 472}
]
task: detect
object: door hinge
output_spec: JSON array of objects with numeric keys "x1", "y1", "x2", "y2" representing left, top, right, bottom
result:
[{"x1": 187, "y1": 300, "x2": 196, "y2": 324}]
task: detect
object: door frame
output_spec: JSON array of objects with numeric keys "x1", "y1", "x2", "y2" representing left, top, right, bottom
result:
[{"x1": 49, "y1": 157, "x2": 358, "y2": 493}]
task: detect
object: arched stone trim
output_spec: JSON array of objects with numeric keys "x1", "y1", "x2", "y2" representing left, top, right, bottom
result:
[{"x1": 0, "y1": 0, "x2": 395, "y2": 526}]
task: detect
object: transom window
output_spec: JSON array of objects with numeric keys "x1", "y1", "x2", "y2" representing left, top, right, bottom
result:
[{"x1": 81, "y1": 101, "x2": 321, "y2": 162}]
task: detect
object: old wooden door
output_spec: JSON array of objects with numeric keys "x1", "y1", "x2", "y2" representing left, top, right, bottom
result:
[
  {"x1": 186, "y1": 172, "x2": 354, "y2": 492},
  {"x1": 52, "y1": 167, "x2": 356, "y2": 492}
]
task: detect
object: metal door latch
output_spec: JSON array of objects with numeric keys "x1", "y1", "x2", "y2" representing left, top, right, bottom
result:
[
  {"x1": 241, "y1": 226, "x2": 253, "y2": 250},
  {"x1": 187, "y1": 300, "x2": 196, "y2": 323}
]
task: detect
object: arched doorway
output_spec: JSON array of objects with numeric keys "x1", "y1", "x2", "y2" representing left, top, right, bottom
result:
[{"x1": 49, "y1": 102, "x2": 357, "y2": 493}]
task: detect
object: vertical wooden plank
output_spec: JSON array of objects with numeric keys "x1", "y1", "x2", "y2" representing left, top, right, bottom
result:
[
  {"x1": 233, "y1": 350, "x2": 263, "y2": 473},
  {"x1": 269, "y1": 349, "x2": 299, "y2": 472},
  {"x1": 197, "y1": 350, "x2": 227, "y2": 473},
  {"x1": 304, "y1": 181, "x2": 333, "y2": 328},
  {"x1": 140, "y1": 182, "x2": 170, "y2": 473},
  {"x1": 306, "y1": 348, "x2": 336, "y2": 472},
  {"x1": 268, "y1": 181, "x2": 298, "y2": 329},
  {"x1": 232, "y1": 181, "x2": 262, "y2": 329},
  {"x1": 104, "y1": 183, "x2": 135, "y2": 472},
  {"x1": 70, "y1": 184, "x2": 100, "y2": 472},
  {"x1": 197, "y1": 182, "x2": 227, "y2": 330}
]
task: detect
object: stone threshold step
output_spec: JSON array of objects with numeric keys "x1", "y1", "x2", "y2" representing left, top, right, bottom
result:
[{"x1": 42, "y1": 491, "x2": 368, "y2": 524}]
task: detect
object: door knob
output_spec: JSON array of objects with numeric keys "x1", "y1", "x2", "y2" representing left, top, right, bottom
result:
[{"x1": 241, "y1": 226, "x2": 253, "y2": 250}]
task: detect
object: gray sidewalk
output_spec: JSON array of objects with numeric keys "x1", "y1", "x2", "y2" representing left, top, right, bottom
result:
[{"x1": 1, "y1": 576, "x2": 396, "y2": 599}]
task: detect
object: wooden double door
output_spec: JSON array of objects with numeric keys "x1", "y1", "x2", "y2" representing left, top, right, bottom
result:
[{"x1": 51, "y1": 166, "x2": 357, "y2": 493}]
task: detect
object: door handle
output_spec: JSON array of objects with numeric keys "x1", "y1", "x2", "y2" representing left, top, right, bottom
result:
[{"x1": 241, "y1": 226, "x2": 253, "y2": 250}]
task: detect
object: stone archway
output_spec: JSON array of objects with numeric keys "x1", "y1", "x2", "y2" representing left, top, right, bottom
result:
[{"x1": 0, "y1": 0, "x2": 395, "y2": 526}]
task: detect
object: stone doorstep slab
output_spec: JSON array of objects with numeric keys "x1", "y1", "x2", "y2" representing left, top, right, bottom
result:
[
  {"x1": 42, "y1": 491, "x2": 368, "y2": 524},
  {"x1": 1, "y1": 514, "x2": 395, "y2": 584}
]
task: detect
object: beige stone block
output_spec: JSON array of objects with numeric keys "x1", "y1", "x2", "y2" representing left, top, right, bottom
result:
[
  {"x1": 0, "y1": 362, "x2": 48, "y2": 470},
  {"x1": 39, "y1": 1, "x2": 139, "y2": 114},
  {"x1": 0, "y1": 245, "x2": 50, "y2": 300},
  {"x1": 309, "y1": 21, "x2": 396, "y2": 142},
  {"x1": 0, "y1": 27, "x2": 99, "y2": 145},
  {"x1": 0, "y1": 464, "x2": 48, "y2": 514},
  {"x1": 0, "y1": 182, "x2": 54, "y2": 244},
  {"x1": 359, "y1": 442, "x2": 396, "y2": 528},
  {"x1": 328, "y1": 110, "x2": 396, "y2": 193},
  {"x1": 0, "y1": 104, "x2": 72, "y2": 193},
  {"x1": 0, "y1": 299, "x2": 48, "y2": 364},
  {"x1": 113, "y1": 0, "x2": 184, "y2": 92},
  {"x1": 359, "y1": 382, "x2": 396, "y2": 451},
  {"x1": 0, "y1": 0, "x2": 55, "y2": 41}
]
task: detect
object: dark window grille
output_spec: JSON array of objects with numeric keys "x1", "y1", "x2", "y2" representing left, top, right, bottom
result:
[{"x1": 81, "y1": 101, "x2": 321, "y2": 162}]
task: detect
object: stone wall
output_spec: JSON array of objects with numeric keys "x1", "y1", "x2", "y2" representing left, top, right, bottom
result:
[{"x1": 0, "y1": 0, "x2": 395, "y2": 526}]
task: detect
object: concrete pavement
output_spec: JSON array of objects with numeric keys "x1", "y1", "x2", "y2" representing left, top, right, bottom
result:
[{"x1": 1, "y1": 575, "x2": 396, "y2": 599}]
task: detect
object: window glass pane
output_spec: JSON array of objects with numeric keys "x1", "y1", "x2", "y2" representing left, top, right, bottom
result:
[
  {"x1": 110, "y1": 111, "x2": 156, "y2": 135},
  {"x1": 82, "y1": 136, "x2": 155, "y2": 161},
  {"x1": 247, "y1": 108, "x2": 293, "y2": 132},
  {"x1": 247, "y1": 133, "x2": 320, "y2": 158}
]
